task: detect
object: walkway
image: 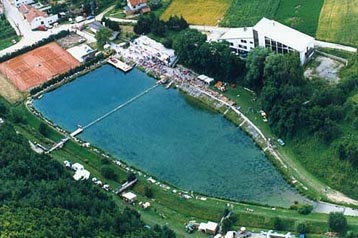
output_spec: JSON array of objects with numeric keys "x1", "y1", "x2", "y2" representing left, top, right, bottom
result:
[
  {"x1": 82, "y1": 84, "x2": 159, "y2": 130},
  {"x1": 315, "y1": 40, "x2": 357, "y2": 53}
]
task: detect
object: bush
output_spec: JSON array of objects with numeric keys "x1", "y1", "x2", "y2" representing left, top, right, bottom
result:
[
  {"x1": 296, "y1": 223, "x2": 308, "y2": 234},
  {"x1": 144, "y1": 186, "x2": 153, "y2": 198},
  {"x1": 328, "y1": 212, "x2": 347, "y2": 233},
  {"x1": 297, "y1": 204, "x2": 313, "y2": 215},
  {"x1": 273, "y1": 217, "x2": 283, "y2": 230},
  {"x1": 38, "y1": 122, "x2": 49, "y2": 136},
  {"x1": 100, "y1": 165, "x2": 118, "y2": 180}
]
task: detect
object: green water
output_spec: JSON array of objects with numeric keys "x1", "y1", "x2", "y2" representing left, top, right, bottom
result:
[{"x1": 34, "y1": 65, "x2": 305, "y2": 207}]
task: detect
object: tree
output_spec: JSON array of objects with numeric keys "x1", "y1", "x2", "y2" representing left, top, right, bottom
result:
[
  {"x1": 95, "y1": 27, "x2": 113, "y2": 49},
  {"x1": 127, "y1": 172, "x2": 136, "y2": 182},
  {"x1": 297, "y1": 204, "x2": 313, "y2": 215},
  {"x1": 39, "y1": 122, "x2": 49, "y2": 136},
  {"x1": 336, "y1": 137, "x2": 358, "y2": 166},
  {"x1": 328, "y1": 212, "x2": 347, "y2": 233},
  {"x1": 144, "y1": 186, "x2": 154, "y2": 198},
  {"x1": 273, "y1": 217, "x2": 283, "y2": 230},
  {"x1": 296, "y1": 223, "x2": 308, "y2": 234},
  {"x1": 101, "y1": 165, "x2": 118, "y2": 180},
  {"x1": 244, "y1": 47, "x2": 271, "y2": 92}
]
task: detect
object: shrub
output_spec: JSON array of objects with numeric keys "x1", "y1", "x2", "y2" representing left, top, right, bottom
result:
[
  {"x1": 296, "y1": 223, "x2": 308, "y2": 234},
  {"x1": 100, "y1": 165, "x2": 118, "y2": 180},
  {"x1": 297, "y1": 204, "x2": 313, "y2": 215},
  {"x1": 328, "y1": 212, "x2": 347, "y2": 233}
]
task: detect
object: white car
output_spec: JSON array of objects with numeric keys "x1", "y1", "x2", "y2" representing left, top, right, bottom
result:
[{"x1": 277, "y1": 138, "x2": 285, "y2": 146}]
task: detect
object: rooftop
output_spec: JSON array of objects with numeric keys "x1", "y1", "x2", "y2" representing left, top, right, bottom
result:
[
  {"x1": 220, "y1": 27, "x2": 253, "y2": 40},
  {"x1": 128, "y1": 0, "x2": 147, "y2": 6},
  {"x1": 19, "y1": 4, "x2": 48, "y2": 23},
  {"x1": 122, "y1": 191, "x2": 137, "y2": 200},
  {"x1": 253, "y1": 17, "x2": 314, "y2": 52}
]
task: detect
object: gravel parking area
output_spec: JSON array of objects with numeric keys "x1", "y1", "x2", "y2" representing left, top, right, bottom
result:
[{"x1": 56, "y1": 33, "x2": 86, "y2": 49}]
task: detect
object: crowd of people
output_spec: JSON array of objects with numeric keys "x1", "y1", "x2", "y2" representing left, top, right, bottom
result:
[{"x1": 114, "y1": 41, "x2": 235, "y2": 105}]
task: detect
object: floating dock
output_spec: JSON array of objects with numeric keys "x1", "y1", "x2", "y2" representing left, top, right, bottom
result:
[{"x1": 107, "y1": 57, "x2": 133, "y2": 72}]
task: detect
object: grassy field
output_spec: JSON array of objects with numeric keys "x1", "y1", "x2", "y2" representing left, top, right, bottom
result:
[
  {"x1": 221, "y1": 0, "x2": 323, "y2": 36},
  {"x1": 161, "y1": 0, "x2": 232, "y2": 25},
  {"x1": 220, "y1": 0, "x2": 279, "y2": 27},
  {"x1": 275, "y1": 0, "x2": 324, "y2": 36},
  {"x1": 0, "y1": 17, "x2": 19, "y2": 50},
  {"x1": 0, "y1": 73, "x2": 23, "y2": 103},
  {"x1": 317, "y1": 0, "x2": 358, "y2": 46}
]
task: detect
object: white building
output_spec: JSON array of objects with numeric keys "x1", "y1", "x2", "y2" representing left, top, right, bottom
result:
[
  {"x1": 14, "y1": 0, "x2": 34, "y2": 8},
  {"x1": 19, "y1": 4, "x2": 58, "y2": 30},
  {"x1": 122, "y1": 192, "x2": 137, "y2": 203},
  {"x1": 219, "y1": 27, "x2": 254, "y2": 55},
  {"x1": 198, "y1": 221, "x2": 218, "y2": 235},
  {"x1": 198, "y1": 74, "x2": 214, "y2": 85},
  {"x1": 253, "y1": 17, "x2": 315, "y2": 65}
]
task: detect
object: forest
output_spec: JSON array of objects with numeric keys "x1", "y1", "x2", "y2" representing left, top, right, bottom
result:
[{"x1": 0, "y1": 120, "x2": 175, "y2": 238}]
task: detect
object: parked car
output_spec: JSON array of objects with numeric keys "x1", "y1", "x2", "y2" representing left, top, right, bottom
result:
[{"x1": 277, "y1": 138, "x2": 285, "y2": 146}]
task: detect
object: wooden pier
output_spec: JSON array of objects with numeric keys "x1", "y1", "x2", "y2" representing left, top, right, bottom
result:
[{"x1": 107, "y1": 57, "x2": 133, "y2": 72}]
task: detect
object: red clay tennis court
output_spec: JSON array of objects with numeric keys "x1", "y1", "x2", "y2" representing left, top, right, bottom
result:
[{"x1": 0, "y1": 42, "x2": 80, "y2": 91}]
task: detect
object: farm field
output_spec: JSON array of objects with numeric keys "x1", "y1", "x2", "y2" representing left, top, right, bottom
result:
[
  {"x1": 220, "y1": 0, "x2": 280, "y2": 27},
  {"x1": 161, "y1": 0, "x2": 232, "y2": 25},
  {"x1": 0, "y1": 17, "x2": 19, "y2": 50},
  {"x1": 316, "y1": 0, "x2": 358, "y2": 46},
  {"x1": 221, "y1": 0, "x2": 324, "y2": 37},
  {"x1": 274, "y1": 0, "x2": 324, "y2": 36}
]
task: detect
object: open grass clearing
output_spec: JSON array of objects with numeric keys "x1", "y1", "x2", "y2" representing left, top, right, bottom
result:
[
  {"x1": 317, "y1": 0, "x2": 358, "y2": 46},
  {"x1": 0, "y1": 73, "x2": 23, "y2": 103},
  {"x1": 221, "y1": 0, "x2": 323, "y2": 36},
  {"x1": 220, "y1": 0, "x2": 279, "y2": 27},
  {"x1": 274, "y1": 0, "x2": 324, "y2": 36},
  {"x1": 161, "y1": 0, "x2": 232, "y2": 25}
]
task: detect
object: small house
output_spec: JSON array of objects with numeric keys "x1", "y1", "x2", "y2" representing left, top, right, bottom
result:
[
  {"x1": 125, "y1": 0, "x2": 151, "y2": 15},
  {"x1": 198, "y1": 221, "x2": 218, "y2": 235},
  {"x1": 198, "y1": 74, "x2": 214, "y2": 85},
  {"x1": 19, "y1": 4, "x2": 58, "y2": 30},
  {"x1": 122, "y1": 191, "x2": 137, "y2": 203}
]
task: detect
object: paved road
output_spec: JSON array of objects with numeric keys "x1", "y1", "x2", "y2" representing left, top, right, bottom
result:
[{"x1": 315, "y1": 40, "x2": 357, "y2": 53}]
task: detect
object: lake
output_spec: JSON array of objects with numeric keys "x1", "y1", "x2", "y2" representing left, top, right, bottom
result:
[{"x1": 34, "y1": 64, "x2": 305, "y2": 207}]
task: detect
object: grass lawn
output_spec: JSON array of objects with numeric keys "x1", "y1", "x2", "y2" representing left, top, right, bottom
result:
[
  {"x1": 274, "y1": 0, "x2": 324, "y2": 36},
  {"x1": 161, "y1": 0, "x2": 232, "y2": 25},
  {"x1": 221, "y1": 0, "x2": 323, "y2": 36},
  {"x1": 317, "y1": 0, "x2": 358, "y2": 46},
  {"x1": 0, "y1": 17, "x2": 19, "y2": 51},
  {"x1": 220, "y1": 0, "x2": 280, "y2": 27}
]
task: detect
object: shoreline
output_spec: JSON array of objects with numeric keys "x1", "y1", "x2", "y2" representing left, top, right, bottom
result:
[{"x1": 26, "y1": 48, "x2": 358, "y2": 214}]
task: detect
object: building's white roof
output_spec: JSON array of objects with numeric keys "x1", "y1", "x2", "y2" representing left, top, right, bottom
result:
[
  {"x1": 199, "y1": 221, "x2": 218, "y2": 231},
  {"x1": 253, "y1": 17, "x2": 314, "y2": 52},
  {"x1": 220, "y1": 27, "x2": 253, "y2": 40},
  {"x1": 198, "y1": 74, "x2": 214, "y2": 84},
  {"x1": 71, "y1": 163, "x2": 84, "y2": 171},
  {"x1": 73, "y1": 169, "x2": 90, "y2": 180},
  {"x1": 122, "y1": 192, "x2": 137, "y2": 200},
  {"x1": 67, "y1": 44, "x2": 94, "y2": 62}
]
